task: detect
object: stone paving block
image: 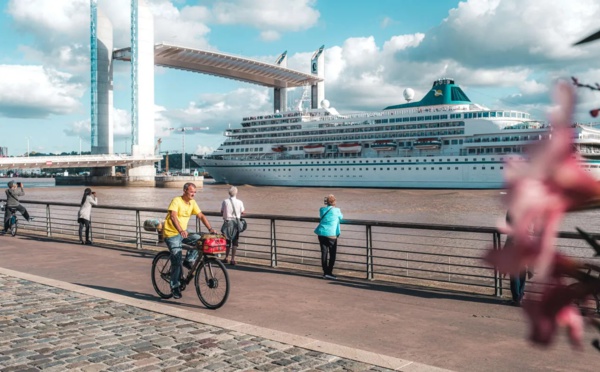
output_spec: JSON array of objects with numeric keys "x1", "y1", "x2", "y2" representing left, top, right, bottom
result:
[
  {"x1": 133, "y1": 356, "x2": 161, "y2": 367},
  {"x1": 254, "y1": 363, "x2": 282, "y2": 371},
  {"x1": 267, "y1": 351, "x2": 290, "y2": 360},
  {"x1": 106, "y1": 363, "x2": 136, "y2": 372},
  {"x1": 261, "y1": 340, "x2": 291, "y2": 351},
  {"x1": 66, "y1": 360, "x2": 92, "y2": 369},
  {"x1": 81, "y1": 363, "x2": 108, "y2": 372}
]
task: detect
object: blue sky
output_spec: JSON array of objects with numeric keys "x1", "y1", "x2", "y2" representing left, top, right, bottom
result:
[{"x1": 2, "y1": 0, "x2": 600, "y2": 156}]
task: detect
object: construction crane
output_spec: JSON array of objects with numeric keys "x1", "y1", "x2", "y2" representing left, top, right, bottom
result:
[
  {"x1": 166, "y1": 127, "x2": 209, "y2": 173},
  {"x1": 159, "y1": 150, "x2": 179, "y2": 175}
]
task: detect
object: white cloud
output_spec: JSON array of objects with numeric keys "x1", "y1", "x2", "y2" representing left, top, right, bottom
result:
[
  {"x1": 0, "y1": 65, "x2": 84, "y2": 118},
  {"x1": 260, "y1": 30, "x2": 281, "y2": 42},
  {"x1": 212, "y1": 0, "x2": 319, "y2": 38},
  {"x1": 410, "y1": 0, "x2": 600, "y2": 67},
  {"x1": 63, "y1": 119, "x2": 90, "y2": 138},
  {"x1": 161, "y1": 87, "x2": 272, "y2": 135},
  {"x1": 381, "y1": 16, "x2": 394, "y2": 29},
  {"x1": 194, "y1": 145, "x2": 215, "y2": 155}
]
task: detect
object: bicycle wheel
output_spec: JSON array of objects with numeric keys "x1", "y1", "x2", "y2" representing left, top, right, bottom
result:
[
  {"x1": 195, "y1": 257, "x2": 229, "y2": 309},
  {"x1": 10, "y1": 218, "x2": 17, "y2": 237},
  {"x1": 151, "y1": 251, "x2": 173, "y2": 299}
]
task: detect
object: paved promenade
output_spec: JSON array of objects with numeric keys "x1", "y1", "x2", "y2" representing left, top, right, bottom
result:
[
  {"x1": 0, "y1": 273, "x2": 410, "y2": 371},
  {"x1": 1, "y1": 235, "x2": 598, "y2": 371}
]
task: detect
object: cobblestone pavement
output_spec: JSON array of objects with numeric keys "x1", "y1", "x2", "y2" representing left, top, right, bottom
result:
[{"x1": 0, "y1": 274, "x2": 395, "y2": 372}]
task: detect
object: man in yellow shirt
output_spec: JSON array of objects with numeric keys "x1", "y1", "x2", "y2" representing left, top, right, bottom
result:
[{"x1": 164, "y1": 182, "x2": 215, "y2": 299}]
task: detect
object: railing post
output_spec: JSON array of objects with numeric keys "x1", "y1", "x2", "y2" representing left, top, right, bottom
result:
[
  {"x1": 45, "y1": 204, "x2": 52, "y2": 237},
  {"x1": 366, "y1": 224, "x2": 373, "y2": 280},
  {"x1": 135, "y1": 210, "x2": 142, "y2": 250},
  {"x1": 493, "y1": 231, "x2": 502, "y2": 297},
  {"x1": 270, "y1": 218, "x2": 277, "y2": 268}
]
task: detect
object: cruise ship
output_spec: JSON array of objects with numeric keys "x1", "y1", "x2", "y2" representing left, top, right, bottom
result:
[{"x1": 195, "y1": 78, "x2": 600, "y2": 188}]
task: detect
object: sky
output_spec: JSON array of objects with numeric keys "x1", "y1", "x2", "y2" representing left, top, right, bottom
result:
[{"x1": 2, "y1": 0, "x2": 600, "y2": 156}]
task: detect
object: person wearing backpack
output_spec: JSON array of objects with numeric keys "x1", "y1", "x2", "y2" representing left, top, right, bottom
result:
[{"x1": 314, "y1": 194, "x2": 343, "y2": 280}]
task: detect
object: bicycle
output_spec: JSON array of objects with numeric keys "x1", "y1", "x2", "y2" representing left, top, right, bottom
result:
[
  {"x1": 151, "y1": 233, "x2": 230, "y2": 309},
  {"x1": 0, "y1": 203, "x2": 18, "y2": 237}
]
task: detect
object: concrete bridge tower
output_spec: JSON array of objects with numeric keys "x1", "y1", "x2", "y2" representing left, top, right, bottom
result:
[
  {"x1": 90, "y1": 0, "x2": 114, "y2": 176},
  {"x1": 127, "y1": 0, "x2": 156, "y2": 184}
]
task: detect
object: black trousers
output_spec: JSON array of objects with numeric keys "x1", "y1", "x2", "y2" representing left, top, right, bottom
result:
[
  {"x1": 318, "y1": 236, "x2": 338, "y2": 275},
  {"x1": 78, "y1": 218, "x2": 91, "y2": 242},
  {"x1": 4, "y1": 205, "x2": 30, "y2": 230}
]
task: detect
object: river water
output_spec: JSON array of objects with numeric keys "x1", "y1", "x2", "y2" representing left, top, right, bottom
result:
[{"x1": 6, "y1": 178, "x2": 600, "y2": 233}]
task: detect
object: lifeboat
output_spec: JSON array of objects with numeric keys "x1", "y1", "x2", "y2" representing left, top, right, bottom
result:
[
  {"x1": 272, "y1": 145, "x2": 285, "y2": 152},
  {"x1": 371, "y1": 140, "x2": 397, "y2": 151},
  {"x1": 413, "y1": 138, "x2": 442, "y2": 150},
  {"x1": 337, "y1": 143, "x2": 362, "y2": 153},
  {"x1": 303, "y1": 144, "x2": 326, "y2": 154}
]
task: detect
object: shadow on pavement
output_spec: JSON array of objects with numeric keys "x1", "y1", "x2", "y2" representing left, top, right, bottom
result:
[
  {"x1": 75, "y1": 283, "x2": 208, "y2": 311},
  {"x1": 231, "y1": 263, "x2": 504, "y2": 306}
]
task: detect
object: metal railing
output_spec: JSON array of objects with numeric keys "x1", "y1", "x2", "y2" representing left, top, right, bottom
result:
[{"x1": 3, "y1": 199, "x2": 599, "y2": 300}]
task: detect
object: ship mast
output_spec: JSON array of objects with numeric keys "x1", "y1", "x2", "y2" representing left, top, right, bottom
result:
[{"x1": 297, "y1": 83, "x2": 311, "y2": 112}]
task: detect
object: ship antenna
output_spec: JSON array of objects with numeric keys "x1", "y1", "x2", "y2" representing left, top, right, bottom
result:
[{"x1": 298, "y1": 83, "x2": 311, "y2": 112}]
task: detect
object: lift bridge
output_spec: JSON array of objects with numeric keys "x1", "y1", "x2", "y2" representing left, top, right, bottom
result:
[{"x1": 0, "y1": 154, "x2": 159, "y2": 172}]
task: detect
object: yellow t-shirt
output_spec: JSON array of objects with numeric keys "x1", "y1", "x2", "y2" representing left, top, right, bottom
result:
[{"x1": 163, "y1": 196, "x2": 201, "y2": 238}]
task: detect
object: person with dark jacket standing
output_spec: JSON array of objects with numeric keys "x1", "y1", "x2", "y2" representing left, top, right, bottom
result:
[
  {"x1": 3, "y1": 181, "x2": 32, "y2": 232},
  {"x1": 314, "y1": 194, "x2": 343, "y2": 280},
  {"x1": 505, "y1": 211, "x2": 533, "y2": 306},
  {"x1": 77, "y1": 188, "x2": 98, "y2": 245}
]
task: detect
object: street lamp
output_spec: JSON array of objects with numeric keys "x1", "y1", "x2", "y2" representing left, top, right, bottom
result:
[
  {"x1": 26, "y1": 137, "x2": 30, "y2": 157},
  {"x1": 165, "y1": 127, "x2": 209, "y2": 173}
]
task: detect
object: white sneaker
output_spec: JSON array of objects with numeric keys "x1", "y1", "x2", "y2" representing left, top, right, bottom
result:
[{"x1": 324, "y1": 274, "x2": 337, "y2": 280}]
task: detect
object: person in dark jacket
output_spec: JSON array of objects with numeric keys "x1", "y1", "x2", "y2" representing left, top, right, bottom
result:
[
  {"x1": 505, "y1": 211, "x2": 533, "y2": 306},
  {"x1": 3, "y1": 181, "x2": 32, "y2": 232},
  {"x1": 314, "y1": 194, "x2": 343, "y2": 280}
]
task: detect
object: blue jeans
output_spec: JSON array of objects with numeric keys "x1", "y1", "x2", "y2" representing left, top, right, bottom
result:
[
  {"x1": 510, "y1": 271, "x2": 527, "y2": 302},
  {"x1": 164, "y1": 233, "x2": 201, "y2": 290}
]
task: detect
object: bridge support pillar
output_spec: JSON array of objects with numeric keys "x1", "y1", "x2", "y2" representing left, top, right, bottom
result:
[{"x1": 125, "y1": 164, "x2": 156, "y2": 187}]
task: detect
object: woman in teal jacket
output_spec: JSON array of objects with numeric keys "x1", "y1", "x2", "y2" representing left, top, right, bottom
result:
[{"x1": 314, "y1": 194, "x2": 343, "y2": 279}]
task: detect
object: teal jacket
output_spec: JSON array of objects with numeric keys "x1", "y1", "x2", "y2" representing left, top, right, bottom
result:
[{"x1": 314, "y1": 206, "x2": 343, "y2": 237}]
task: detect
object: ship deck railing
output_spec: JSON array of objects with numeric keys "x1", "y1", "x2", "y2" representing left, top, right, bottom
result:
[{"x1": 5, "y1": 198, "x2": 600, "y2": 308}]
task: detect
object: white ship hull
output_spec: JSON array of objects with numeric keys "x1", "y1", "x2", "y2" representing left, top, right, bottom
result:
[{"x1": 196, "y1": 155, "x2": 600, "y2": 189}]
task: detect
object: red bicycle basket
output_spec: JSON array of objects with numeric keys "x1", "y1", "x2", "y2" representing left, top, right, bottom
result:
[{"x1": 201, "y1": 234, "x2": 227, "y2": 254}]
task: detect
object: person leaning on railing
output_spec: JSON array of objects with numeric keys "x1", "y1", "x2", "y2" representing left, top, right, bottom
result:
[
  {"x1": 162, "y1": 182, "x2": 215, "y2": 300},
  {"x1": 314, "y1": 194, "x2": 343, "y2": 280},
  {"x1": 77, "y1": 188, "x2": 97, "y2": 245},
  {"x1": 2, "y1": 180, "x2": 33, "y2": 233}
]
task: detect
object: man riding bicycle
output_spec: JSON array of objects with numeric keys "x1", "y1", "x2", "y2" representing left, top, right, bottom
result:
[
  {"x1": 163, "y1": 182, "x2": 215, "y2": 299},
  {"x1": 3, "y1": 181, "x2": 33, "y2": 233}
]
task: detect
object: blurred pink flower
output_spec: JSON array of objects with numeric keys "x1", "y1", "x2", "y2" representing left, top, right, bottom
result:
[
  {"x1": 523, "y1": 281, "x2": 584, "y2": 349},
  {"x1": 486, "y1": 81, "x2": 600, "y2": 276},
  {"x1": 522, "y1": 254, "x2": 585, "y2": 349}
]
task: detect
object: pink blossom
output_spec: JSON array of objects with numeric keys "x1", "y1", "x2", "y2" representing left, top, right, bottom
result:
[
  {"x1": 486, "y1": 81, "x2": 600, "y2": 276},
  {"x1": 523, "y1": 274, "x2": 584, "y2": 350}
]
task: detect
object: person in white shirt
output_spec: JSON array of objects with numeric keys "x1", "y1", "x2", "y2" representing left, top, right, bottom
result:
[
  {"x1": 220, "y1": 186, "x2": 245, "y2": 265},
  {"x1": 77, "y1": 188, "x2": 98, "y2": 245}
]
